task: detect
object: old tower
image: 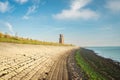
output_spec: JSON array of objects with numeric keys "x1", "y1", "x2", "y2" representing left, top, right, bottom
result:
[{"x1": 59, "y1": 34, "x2": 64, "y2": 44}]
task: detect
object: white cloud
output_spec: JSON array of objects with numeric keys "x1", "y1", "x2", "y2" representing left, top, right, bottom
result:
[
  {"x1": 53, "y1": 0, "x2": 99, "y2": 20},
  {"x1": 23, "y1": 5, "x2": 38, "y2": 19},
  {"x1": 106, "y1": 0, "x2": 120, "y2": 13},
  {"x1": 0, "y1": 1, "x2": 9, "y2": 13},
  {"x1": 23, "y1": 15, "x2": 29, "y2": 19},
  {"x1": 27, "y1": 5, "x2": 37, "y2": 15},
  {"x1": 23, "y1": 0, "x2": 40, "y2": 19},
  {"x1": 70, "y1": 0, "x2": 91, "y2": 10},
  {"x1": 15, "y1": 0, "x2": 28, "y2": 4},
  {"x1": 54, "y1": 9, "x2": 98, "y2": 20},
  {"x1": 5, "y1": 22, "x2": 14, "y2": 34}
]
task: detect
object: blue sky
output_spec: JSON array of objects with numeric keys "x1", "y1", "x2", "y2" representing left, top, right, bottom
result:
[{"x1": 0, "y1": 0, "x2": 120, "y2": 46}]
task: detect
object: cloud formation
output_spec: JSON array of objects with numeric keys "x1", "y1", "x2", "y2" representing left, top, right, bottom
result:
[
  {"x1": 0, "y1": 1, "x2": 9, "y2": 13},
  {"x1": 15, "y1": 0, "x2": 28, "y2": 4},
  {"x1": 23, "y1": 0, "x2": 40, "y2": 19},
  {"x1": 5, "y1": 22, "x2": 14, "y2": 34},
  {"x1": 23, "y1": 5, "x2": 37, "y2": 19},
  {"x1": 53, "y1": 0, "x2": 99, "y2": 20},
  {"x1": 106, "y1": 0, "x2": 120, "y2": 13}
]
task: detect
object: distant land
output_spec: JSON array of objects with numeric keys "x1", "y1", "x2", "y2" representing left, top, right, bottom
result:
[{"x1": 0, "y1": 32, "x2": 73, "y2": 46}]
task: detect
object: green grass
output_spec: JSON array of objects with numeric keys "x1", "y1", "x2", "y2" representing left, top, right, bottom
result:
[
  {"x1": 75, "y1": 50, "x2": 106, "y2": 80},
  {"x1": 0, "y1": 32, "x2": 73, "y2": 46},
  {"x1": 75, "y1": 48, "x2": 120, "y2": 80}
]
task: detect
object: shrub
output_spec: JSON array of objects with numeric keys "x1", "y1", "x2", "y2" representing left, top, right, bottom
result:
[{"x1": 0, "y1": 32, "x2": 3, "y2": 38}]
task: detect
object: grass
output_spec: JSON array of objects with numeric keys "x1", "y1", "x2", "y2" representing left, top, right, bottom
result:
[
  {"x1": 75, "y1": 49, "x2": 106, "y2": 80},
  {"x1": 75, "y1": 48, "x2": 120, "y2": 80},
  {"x1": 0, "y1": 32, "x2": 73, "y2": 46}
]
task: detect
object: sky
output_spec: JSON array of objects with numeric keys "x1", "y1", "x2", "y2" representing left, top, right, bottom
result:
[{"x1": 0, "y1": 0, "x2": 120, "y2": 46}]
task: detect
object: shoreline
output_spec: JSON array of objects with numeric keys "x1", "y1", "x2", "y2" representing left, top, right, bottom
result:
[
  {"x1": 85, "y1": 46, "x2": 120, "y2": 62},
  {"x1": 85, "y1": 48, "x2": 120, "y2": 66},
  {"x1": 75, "y1": 48, "x2": 120, "y2": 80},
  {"x1": 0, "y1": 42, "x2": 120, "y2": 80}
]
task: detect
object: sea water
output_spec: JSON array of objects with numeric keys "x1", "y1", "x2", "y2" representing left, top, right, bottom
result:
[{"x1": 86, "y1": 47, "x2": 120, "y2": 62}]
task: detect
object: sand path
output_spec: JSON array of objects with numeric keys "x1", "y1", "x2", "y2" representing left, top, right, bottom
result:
[{"x1": 0, "y1": 43, "x2": 77, "y2": 80}]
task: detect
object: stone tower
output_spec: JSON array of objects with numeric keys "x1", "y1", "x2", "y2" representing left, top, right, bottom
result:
[{"x1": 59, "y1": 34, "x2": 64, "y2": 44}]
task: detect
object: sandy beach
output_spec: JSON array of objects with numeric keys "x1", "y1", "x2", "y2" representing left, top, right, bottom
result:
[{"x1": 0, "y1": 42, "x2": 75, "y2": 80}]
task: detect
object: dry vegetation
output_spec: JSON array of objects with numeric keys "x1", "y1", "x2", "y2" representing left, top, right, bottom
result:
[{"x1": 0, "y1": 32, "x2": 73, "y2": 46}]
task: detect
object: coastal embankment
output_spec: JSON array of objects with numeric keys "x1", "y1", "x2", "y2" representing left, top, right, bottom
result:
[
  {"x1": 1, "y1": 42, "x2": 120, "y2": 80},
  {"x1": 0, "y1": 42, "x2": 76, "y2": 80},
  {"x1": 75, "y1": 48, "x2": 120, "y2": 80}
]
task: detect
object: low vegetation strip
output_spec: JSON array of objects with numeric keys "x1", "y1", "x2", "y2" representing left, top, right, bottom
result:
[
  {"x1": 67, "y1": 49, "x2": 89, "y2": 80},
  {"x1": 0, "y1": 32, "x2": 72, "y2": 46},
  {"x1": 75, "y1": 48, "x2": 120, "y2": 80},
  {"x1": 75, "y1": 49, "x2": 105, "y2": 80}
]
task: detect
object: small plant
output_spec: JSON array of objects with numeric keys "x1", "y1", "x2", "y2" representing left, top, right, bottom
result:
[{"x1": 0, "y1": 32, "x2": 3, "y2": 38}]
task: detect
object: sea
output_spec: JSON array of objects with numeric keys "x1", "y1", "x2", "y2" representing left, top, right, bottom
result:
[{"x1": 85, "y1": 47, "x2": 120, "y2": 62}]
